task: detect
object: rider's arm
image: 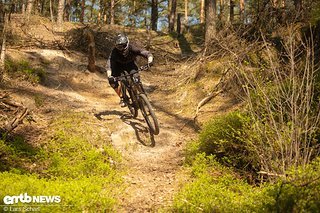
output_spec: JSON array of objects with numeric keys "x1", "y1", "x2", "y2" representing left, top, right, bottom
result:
[
  {"x1": 131, "y1": 44, "x2": 153, "y2": 65},
  {"x1": 146, "y1": 52, "x2": 153, "y2": 65},
  {"x1": 105, "y1": 52, "x2": 113, "y2": 77}
]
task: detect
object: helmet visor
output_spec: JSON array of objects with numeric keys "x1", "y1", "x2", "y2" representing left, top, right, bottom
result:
[{"x1": 116, "y1": 43, "x2": 127, "y2": 51}]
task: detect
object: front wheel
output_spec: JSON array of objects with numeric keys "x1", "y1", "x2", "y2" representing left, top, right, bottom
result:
[{"x1": 138, "y1": 94, "x2": 159, "y2": 135}]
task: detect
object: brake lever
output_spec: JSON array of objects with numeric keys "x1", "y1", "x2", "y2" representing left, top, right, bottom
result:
[{"x1": 139, "y1": 65, "x2": 150, "y2": 71}]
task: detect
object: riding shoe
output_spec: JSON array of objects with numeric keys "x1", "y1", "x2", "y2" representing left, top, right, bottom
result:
[{"x1": 120, "y1": 98, "x2": 127, "y2": 107}]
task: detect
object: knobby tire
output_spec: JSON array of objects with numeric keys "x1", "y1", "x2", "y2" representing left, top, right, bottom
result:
[{"x1": 138, "y1": 94, "x2": 159, "y2": 135}]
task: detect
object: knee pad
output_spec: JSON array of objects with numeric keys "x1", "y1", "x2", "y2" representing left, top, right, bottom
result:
[{"x1": 109, "y1": 79, "x2": 119, "y2": 89}]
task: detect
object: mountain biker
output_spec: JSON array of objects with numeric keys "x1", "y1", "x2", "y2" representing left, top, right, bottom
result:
[{"x1": 106, "y1": 33, "x2": 154, "y2": 107}]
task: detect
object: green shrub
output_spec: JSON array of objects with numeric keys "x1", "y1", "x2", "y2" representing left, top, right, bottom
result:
[
  {"x1": 265, "y1": 157, "x2": 320, "y2": 212},
  {"x1": 173, "y1": 154, "x2": 320, "y2": 212},
  {"x1": 188, "y1": 111, "x2": 258, "y2": 172},
  {"x1": 172, "y1": 153, "x2": 273, "y2": 212}
]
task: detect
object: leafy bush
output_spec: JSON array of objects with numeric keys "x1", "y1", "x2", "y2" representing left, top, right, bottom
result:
[
  {"x1": 173, "y1": 154, "x2": 320, "y2": 212},
  {"x1": 186, "y1": 111, "x2": 258, "y2": 173},
  {"x1": 172, "y1": 153, "x2": 273, "y2": 212},
  {"x1": 265, "y1": 158, "x2": 320, "y2": 212}
]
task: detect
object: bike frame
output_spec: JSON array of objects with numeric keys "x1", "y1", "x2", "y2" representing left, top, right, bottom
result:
[
  {"x1": 116, "y1": 67, "x2": 148, "y2": 101},
  {"x1": 114, "y1": 65, "x2": 160, "y2": 135}
]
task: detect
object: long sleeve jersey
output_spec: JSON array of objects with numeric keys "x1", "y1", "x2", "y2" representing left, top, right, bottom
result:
[{"x1": 106, "y1": 43, "x2": 153, "y2": 76}]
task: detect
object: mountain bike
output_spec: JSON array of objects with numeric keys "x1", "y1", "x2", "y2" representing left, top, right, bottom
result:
[{"x1": 115, "y1": 65, "x2": 159, "y2": 135}]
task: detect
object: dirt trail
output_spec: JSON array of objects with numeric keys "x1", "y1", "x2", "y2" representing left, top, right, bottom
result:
[
  {"x1": 90, "y1": 62, "x2": 197, "y2": 212},
  {"x1": 6, "y1": 48, "x2": 197, "y2": 212}
]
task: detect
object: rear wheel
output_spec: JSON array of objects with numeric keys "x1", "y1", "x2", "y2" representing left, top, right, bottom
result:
[{"x1": 138, "y1": 94, "x2": 159, "y2": 135}]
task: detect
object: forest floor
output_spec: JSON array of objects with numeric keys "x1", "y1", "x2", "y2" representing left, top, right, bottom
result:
[{"x1": 1, "y1": 15, "x2": 238, "y2": 212}]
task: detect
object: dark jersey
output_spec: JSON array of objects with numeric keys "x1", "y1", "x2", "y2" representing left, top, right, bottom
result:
[{"x1": 106, "y1": 43, "x2": 152, "y2": 77}]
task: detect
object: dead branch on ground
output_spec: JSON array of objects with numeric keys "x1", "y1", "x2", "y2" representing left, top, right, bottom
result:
[
  {"x1": 0, "y1": 92, "x2": 29, "y2": 134},
  {"x1": 193, "y1": 68, "x2": 231, "y2": 121}
]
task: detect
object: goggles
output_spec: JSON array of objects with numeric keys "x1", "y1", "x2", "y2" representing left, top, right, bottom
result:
[{"x1": 116, "y1": 43, "x2": 127, "y2": 51}]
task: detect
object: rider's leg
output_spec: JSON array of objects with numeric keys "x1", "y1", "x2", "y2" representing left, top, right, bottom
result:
[
  {"x1": 108, "y1": 77, "x2": 126, "y2": 107},
  {"x1": 116, "y1": 82, "x2": 126, "y2": 107},
  {"x1": 109, "y1": 64, "x2": 127, "y2": 106},
  {"x1": 115, "y1": 82, "x2": 122, "y2": 97}
]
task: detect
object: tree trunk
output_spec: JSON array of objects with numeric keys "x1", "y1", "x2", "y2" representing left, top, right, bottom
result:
[
  {"x1": 22, "y1": 1, "x2": 26, "y2": 14},
  {"x1": 26, "y1": 0, "x2": 34, "y2": 21},
  {"x1": 110, "y1": 0, "x2": 115, "y2": 24},
  {"x1": 205, "y1": 0, "x2": 216, "y2": 46},
  {"x1": 80, "y1": 0, "x2": 85, "y2": 23},
  {"x1": 49, "y1": 0, "x2": 54, "y2": 22},
  {"x1": 101, "y1": 0, "x2": 107, "y2": 24},
  {"x1": 0, "y1": 1, "x2": 4, "y2": 23},
  {"x1": 64, "y1": 0, "x2": 71, "y2": 22},
  {"x1": 0, "y1": 14, "x2": 8, "y2": 80},
  {"x1": 57, "y1": 0, "x2": 65, "y2": 24},
  {"x1": 184, "y1": 0, "x2": 188, "y2": 31},
  {"x1": 103, "y1": 14, "x2": 107, "y2": 24},
  {"x1": 200, "y1": 0, "x2": 205, "y2": 24},
  {"x1": 130, "y1": 0, "x2": 136, "y2": 26},
  {"x1": 218, "y1": 0, "x2": 226, "y2": 24},
  {"x1": 151, "y1": 0, "x2": 158, "y2": 31},
  {"x1": 84, "y1": 29, "x2": 96, "y2": 72},
  {"x1": 40, "y1": 0, "x2": 45, "y2": 15},
  {"x1": 294, "y1": 0, "x2": 301, "y2": 11},
  {"x1": 89, "y1": 0, "x2": 95, "y2": 22},
  {"x1": 144, "y1": 8, "x2": 147, "y2": 28},
  {"x1": 239, "y1": 0, "x2": 245, "y2": 23},
  {"x1": 177, "y1": 13, "x2": 182, "y2": 35},
  {"x1": 169, "y1": 0, "x2": 177, "y2": 33},
  {"x1": 229, "y1": 0, "x2": 234, "y2": 23}
]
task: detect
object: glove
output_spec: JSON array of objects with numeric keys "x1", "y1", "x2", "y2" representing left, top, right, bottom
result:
[
  {"x1": 148, "y1": 55, "x2": 153, "y2": 67},
  {"x1": 106, "y1": 69, "x2": 112, "y2": 77},
  {"x1": 108, "y1": 76, "x2": 115, "y2": 85}
]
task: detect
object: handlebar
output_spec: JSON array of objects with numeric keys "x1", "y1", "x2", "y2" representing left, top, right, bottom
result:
[
  {"x1": 139, "y1": 64, "x2": 151, "y2": 71},
  {"x1": 114, "y1": 65, "x2": 150, "y2": 81}
]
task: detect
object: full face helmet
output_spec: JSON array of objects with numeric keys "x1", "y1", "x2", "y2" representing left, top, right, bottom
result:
[{"x1": 115, "y1": 33, "x2": 129, "y2": 55}]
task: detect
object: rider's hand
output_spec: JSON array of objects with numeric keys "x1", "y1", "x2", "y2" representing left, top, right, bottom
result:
[
  {"x1": 108, "y1": 76, "x2": 115, "y2": 84},
  {"x1": 148, "y1": 55, "x2": 153, "y2": 67},
  {"x1": 106, "y1": 69, "x2": 112, "y2": 77},
  {"x1": 148, "y1": 62, "x2": 153, "y2": 68}
]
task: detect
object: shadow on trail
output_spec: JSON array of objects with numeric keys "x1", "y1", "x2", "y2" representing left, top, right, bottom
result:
[
  {"x1": 94, "y1": 110, "x2": 123, "y2": 120},
  {"x1": 120, "y1": 115, "x2": 155, "y2": 147},
  {"x1": 94, "y1": 110, "x2": 155, "y2": 147},
  {"x1": 151, "y1": 102, "x2": 200, "y2": 132}
]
